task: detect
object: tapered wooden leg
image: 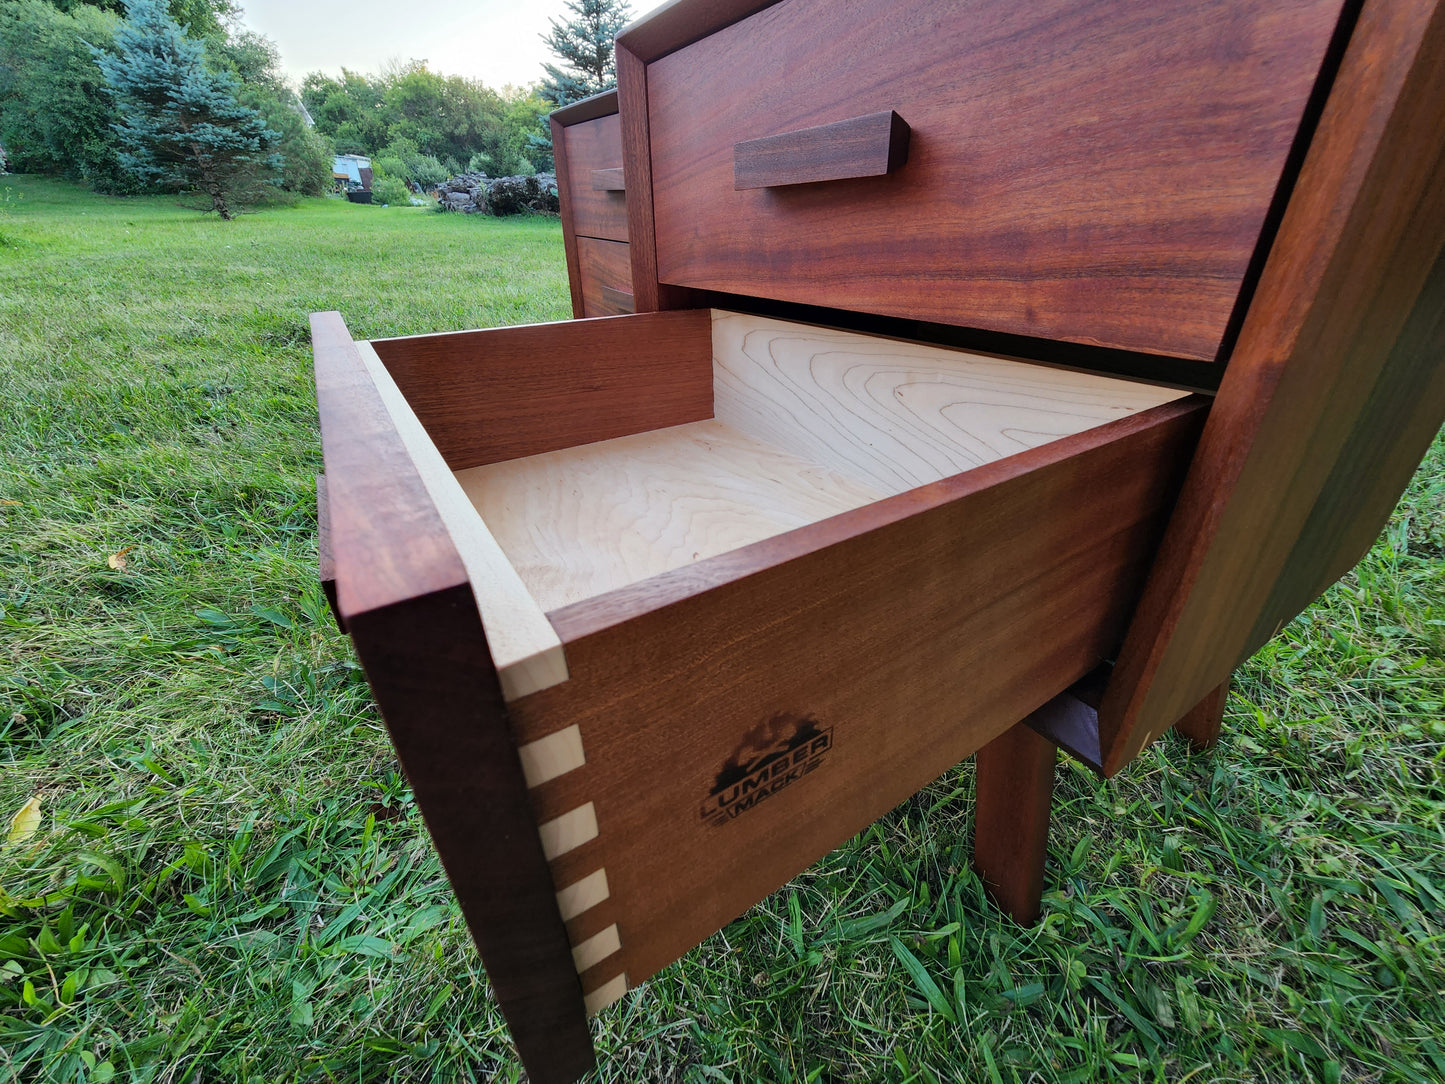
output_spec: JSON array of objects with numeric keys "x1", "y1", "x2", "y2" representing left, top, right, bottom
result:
[
  {"x1": 1173, "y1": 678, "x2": 1230, "y2": 751},
  {"x1": 974, "y1": 721, "x2": 1057, "y2": 926}
]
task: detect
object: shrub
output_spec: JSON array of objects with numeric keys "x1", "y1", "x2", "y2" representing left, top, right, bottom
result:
[{"x1": 371, "y1": 175, "x2": 412, "y2": 206}]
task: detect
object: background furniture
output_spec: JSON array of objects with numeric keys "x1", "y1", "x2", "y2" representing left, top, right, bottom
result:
[{"x1": 551, "y1": 90, "x2": 634, "y2": 318}]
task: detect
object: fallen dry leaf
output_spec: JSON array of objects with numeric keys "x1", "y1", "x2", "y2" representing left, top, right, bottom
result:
[
  {"x1": 107, "y1": 546, "x2": 133, "y2": 570},
  {"x1": 7, "y1": 795, "x2": 41, "y2": 845},
  {"x1": 0, "y1": 499, "x2": 19, "y2": 506}
]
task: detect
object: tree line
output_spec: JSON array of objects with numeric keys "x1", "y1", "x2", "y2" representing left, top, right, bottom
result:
[{"x1": 0, "y1": 0, "x2": 631, "y2": 216}]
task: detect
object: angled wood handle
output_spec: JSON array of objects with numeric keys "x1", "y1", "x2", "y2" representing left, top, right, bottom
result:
[
  {"x1": 590, "y1": 167, "x2": 625, "y2": 191},
  {"x1": 734, "y1": 110, "x2": 910, "y2": 190}
]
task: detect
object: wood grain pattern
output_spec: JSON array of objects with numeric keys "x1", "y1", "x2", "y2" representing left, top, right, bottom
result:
[
  {"x1": 454, "y1": 418, "x2": 884, "y2": 611},
  {"x1": 591, "y1": 167, "x2": 626, "y2": 191},
  {"x1": 311, "y1": 311, "x2": 593, "y2": 1084},
  {"x1": 1098, "y1": 0, "x2": 1445, "y2": 772},
  {"x1": 560, "y1": 114, "x2": 628, "y2": 243},
  {"x1": 504, "y1": 396, "x2": 1207, "y2": 989},
  {"x1": 645, "y1": 0, "x2": 1348, "y2": 361},
  {"x1": 713, "y1": 312, "x2": 1187, "y2": 494},
  {"x1": 550, "y1": 115, "x2": 587, "y2": 319},
  {"x1": 617, "y1": 0, "x2": 780, "y2": 60},
  {"x1": 733, "y1": 110, "x2": 909, "y2": 190},
  {"x1": 451, "y1": 313, "x2": 1186, "y2": 614},
  {"x1": 577, "y1": 237, "x2": 635, "y2": 317},
  {"x1": 354, "y1": 341, "x2": 567, "y2": 700},
  {"x1": 599, "y1": 284, "x2": 636, "y2": 313},
  {"x1": 974, "y1": 722, "x2": 1056, "y2": 926},
  {"x1": 367, "y1": 309, "x2": 713, "y2": 471},
  {"x1": 617, "y1": 43, "x2": 702, "y2": 314}
]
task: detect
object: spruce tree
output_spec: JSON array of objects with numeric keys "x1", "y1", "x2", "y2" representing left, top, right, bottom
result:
[
  {"x1": 539, "y1": 0, "x2": 632, "y2": 107},
  {"x1": 93, "y1": 0, "x2": 278, "y2": 218}
]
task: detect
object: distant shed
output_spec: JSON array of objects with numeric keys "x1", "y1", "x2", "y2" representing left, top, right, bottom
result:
[{"x1": 332, "y1": 154, "x2": 373, "y2": 190}]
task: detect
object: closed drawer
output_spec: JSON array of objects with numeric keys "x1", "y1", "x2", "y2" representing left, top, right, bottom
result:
[
  {"x1": 646, "y1": 0, "x2": 1348, "y2": 362},
  {"x1": 577, "y1": 237, "x2": 635, "y2": 316},
  {"x1": 317, "y1": 305, "x2": 1205, "y2": 1026},
  {"x1": 561, "y1": 112, "x2": 628, "y2": 243}
]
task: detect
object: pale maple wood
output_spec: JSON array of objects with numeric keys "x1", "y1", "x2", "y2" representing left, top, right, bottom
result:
[
  {"x1": 713, "y1": 312, "x2": 1187, "y2": 494},
  {"x1": 517, "y1": 725, "x2": 587, "y2": 788},
  {"x1": 453, "y1": 417, "x2": 884, "y2": 612},
  {"x1": 353, "y1": 340, "x2": 568, "y2": 700},
  {"x1": 450, "y1": 313, "x2": 1185, "y2": 614}
]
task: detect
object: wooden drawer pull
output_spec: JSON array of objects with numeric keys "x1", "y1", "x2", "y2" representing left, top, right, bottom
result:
[
  {"x1": 600, "y1": 284, "x2": 635, "y2": 312},
  {"x1": 590, "y1": 168, "x2": 626, "y2": 191},
  {"x1": 734, "y1": 110, "x2": 910, "y2": 190}
]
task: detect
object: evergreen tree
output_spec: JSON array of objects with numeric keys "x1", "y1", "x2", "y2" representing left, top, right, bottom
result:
[
  {"x1": 93, "y1": 0, "x2": 278, "y2": 218},
  {"x1": 538, "y1": 0, "x2": 632, "y2": 107}
]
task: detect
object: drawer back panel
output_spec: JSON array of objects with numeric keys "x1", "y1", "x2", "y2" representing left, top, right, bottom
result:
[{"x1": 645, "y1": 0, "x2": 1350, "y2": 362}]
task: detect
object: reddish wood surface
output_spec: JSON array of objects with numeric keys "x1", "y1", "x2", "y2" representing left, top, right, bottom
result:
[
  {"x1": 549, "y1": 87, "x2": 619, "y2": 126},
  {"x1": 367, "y1": 309, "x2": 713, "y2": 471},
  {"x1": 617, "y1": 0, "x2": 780, "y2": 60},
  {"x1": 1098, "y1": 0, "x2": 1445, "y2": 773},
  {"x1": 599, "y1": 283, "x2": 636, "y2": 313},
  {"x1": 550, "y1": 115, "x2": 587, "y2": 319},
  {"x1": 591, "y1": 167, "x2": 626, "y2": 191},
  {"x1": 560, "y1": 114, "x2": 628, "y2": 243},
  {"x1": 508, "y1": 396, "x2": 1207, "y2": 988},
  {"x1": 733, "y1": 110, "x2": 909, "y2": 190},
  {"x1": 643, "y1": 0, "x2": 1347, "y2": 361},
  {"x1": 617, "y1": 44, "x2": 701, "y2": 314},
  {"x1": 312, "y1": 311, "x2": 593, "y2": 1084},
  {"x1": 315, "y1": 474, "x2": 342, "y2": 631},
  {"x1": 1173, "y1": 679, "x2": 1230, "y2": 751},
  {"x1": 577, "y1": 236, "x2": 636, "y2": 316},
  {"x1": 974, "y1": 723, "x2": 1056, "y2": 926}
]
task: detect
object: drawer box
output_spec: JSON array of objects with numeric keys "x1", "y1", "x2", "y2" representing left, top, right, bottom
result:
[
  {"x1": 645, "y1": 0, "x2": 1349, "y2": 361},
  {"x1": 315, "y1": 305, "x2": 1205, "y2": 1076}
]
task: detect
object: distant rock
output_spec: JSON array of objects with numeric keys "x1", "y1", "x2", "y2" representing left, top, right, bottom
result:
[{"x1": 435, "y1": 172, "x2": 559, "y2": 216}]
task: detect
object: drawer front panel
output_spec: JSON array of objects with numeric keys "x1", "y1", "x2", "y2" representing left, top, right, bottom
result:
[
  {"x1": 562, "y1": 113, "x2": 628, "y2": 242},
  {"x1": 646, "y1": 0, "x2": 1348, "y2": 361},
  {"x1": 578, "y1": 237, "x2": 635, "y2": 316}
]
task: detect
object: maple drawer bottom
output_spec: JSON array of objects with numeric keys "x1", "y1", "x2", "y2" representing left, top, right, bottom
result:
[{"x1": 312, "y1": 307, "x2": 1207, "y2": 1082}]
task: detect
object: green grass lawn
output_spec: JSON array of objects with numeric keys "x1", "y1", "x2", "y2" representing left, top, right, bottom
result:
[{"x1": 1, "y1": 175, "x2": 1442, "y2": 1084}]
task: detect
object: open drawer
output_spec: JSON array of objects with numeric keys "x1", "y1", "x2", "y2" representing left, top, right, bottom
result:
[{"x1": 313, "y1": 307, "x2": 1207, "y2": 1080}]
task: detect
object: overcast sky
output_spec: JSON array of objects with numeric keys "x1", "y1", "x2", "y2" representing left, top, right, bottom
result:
[{"x1": 239, "y1": 1, "x2": 668, "y2": 91}]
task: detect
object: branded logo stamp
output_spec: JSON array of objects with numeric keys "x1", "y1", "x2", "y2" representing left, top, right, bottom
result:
[{"x1": 701, "y1": 712, "x2": 833, "y2": 826}]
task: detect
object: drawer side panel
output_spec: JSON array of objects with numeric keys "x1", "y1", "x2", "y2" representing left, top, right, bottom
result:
[{"x1": 508, "y1": 396, "x2": 1207, "y2": 990}]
